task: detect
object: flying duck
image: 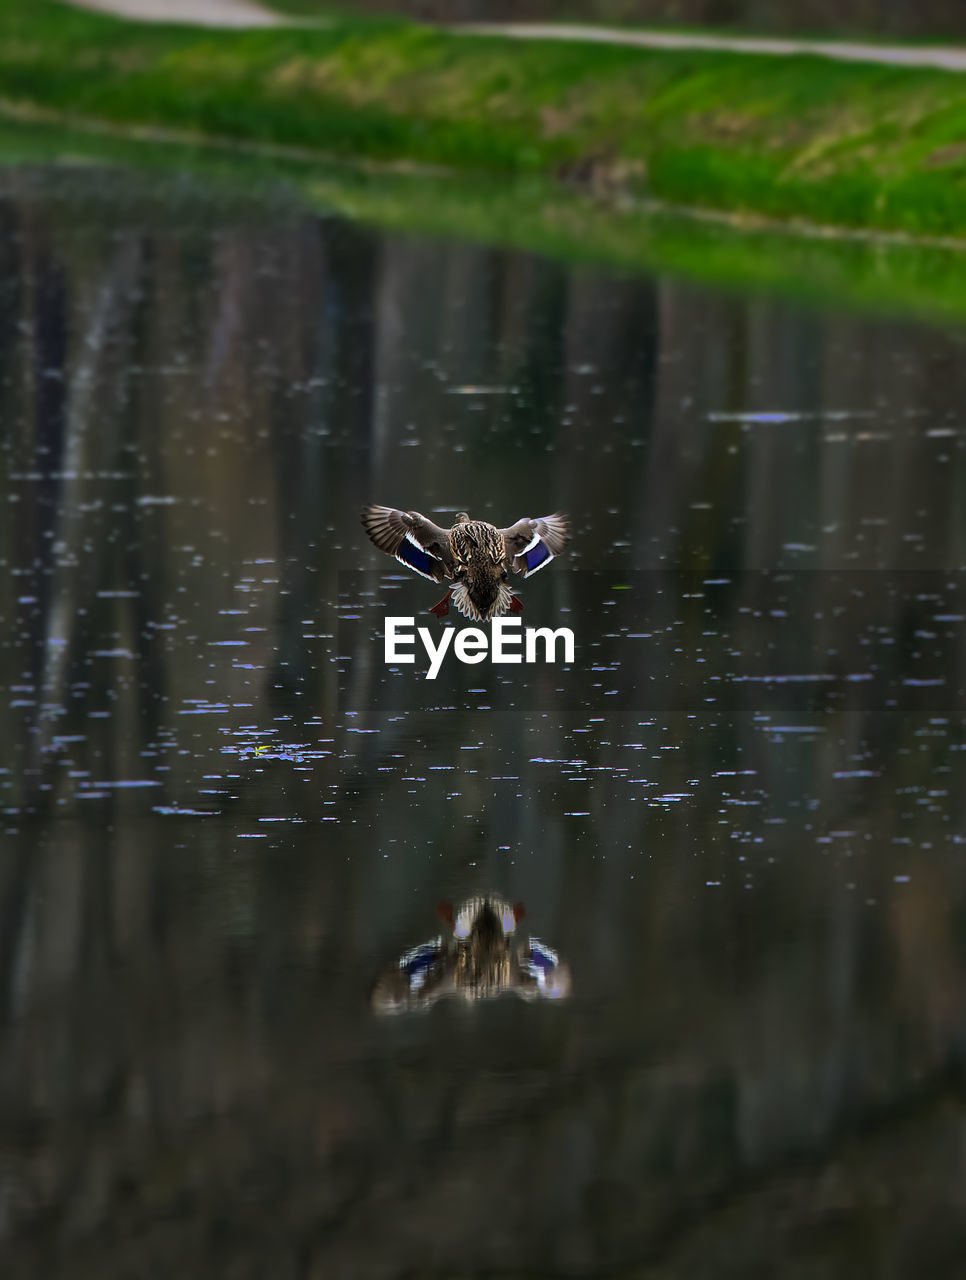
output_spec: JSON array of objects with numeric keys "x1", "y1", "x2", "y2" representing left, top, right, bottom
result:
[{"x1": 361, "y1": 506, "x2": 569, "y2": 620}]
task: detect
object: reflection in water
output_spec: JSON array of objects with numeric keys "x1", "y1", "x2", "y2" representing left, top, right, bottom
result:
[
  {"x1": 1, "y1": 163, "x2": 966, "y2": 1275},
  {"x1": 372, "y1": 895, "x2": 570, "y2": 1011}
]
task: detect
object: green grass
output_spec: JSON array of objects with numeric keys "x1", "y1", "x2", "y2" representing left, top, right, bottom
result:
[{"x1": 5, "y1": 0, "x2": 966, "y2": 239}]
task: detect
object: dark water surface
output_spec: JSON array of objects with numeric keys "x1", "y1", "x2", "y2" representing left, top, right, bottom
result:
[{"x1": 2, "y1": 165, "x2": 966, "y2": 1278}]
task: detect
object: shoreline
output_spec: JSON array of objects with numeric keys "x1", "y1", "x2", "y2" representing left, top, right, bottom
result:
[
  {"x1": 7, "y1": 95, "x2": 966, "y2": 257},
  {"x1": 5, "y1": 112, "x2": 966, "y2": 329}
]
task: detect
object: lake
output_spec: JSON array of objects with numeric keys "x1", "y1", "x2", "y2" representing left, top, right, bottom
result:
[{"x1": 1, "y1": 158, "x2": 966, "y2": 1278}]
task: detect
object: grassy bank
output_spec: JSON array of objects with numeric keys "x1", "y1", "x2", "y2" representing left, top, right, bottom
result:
[{"x1": 4, "y1": 1, "x2": 966, "y2": 238}]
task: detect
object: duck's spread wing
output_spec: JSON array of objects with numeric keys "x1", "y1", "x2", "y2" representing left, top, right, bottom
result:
[
  {"x1": 361, "y1": 505, "x2": 454, "y2": 583},
  {"x1": 501, "y1": 513, "x2": 569, "y2": 578},
  {"x1": 371, "y1": 939, "x2": 455, "y2": 1013}
]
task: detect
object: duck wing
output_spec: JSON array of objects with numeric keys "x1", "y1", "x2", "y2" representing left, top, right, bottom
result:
[
  {"x1": 500, "y1": 513, "x2": 569, "y2": 578},
  {"x1": 361, "y1": 505, "x2": 455, "y2": 583}
]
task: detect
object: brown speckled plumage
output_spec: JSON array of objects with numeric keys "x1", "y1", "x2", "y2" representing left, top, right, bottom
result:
[{"x1": 361, "y1": 505, "x2": 569, "y2": 621}]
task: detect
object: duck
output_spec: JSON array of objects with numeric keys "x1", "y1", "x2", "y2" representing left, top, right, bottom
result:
[
  {"x1": 361, "y1": 506, "x2": 569, "y2": 621},
  {"x1": 370, "y1": 895, "x2": 570, "y2": 1013}
]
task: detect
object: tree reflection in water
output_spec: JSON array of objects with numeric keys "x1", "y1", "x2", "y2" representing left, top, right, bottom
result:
[{"x1": 1, "y1": 163, "x2": 966, "y2": 1277}]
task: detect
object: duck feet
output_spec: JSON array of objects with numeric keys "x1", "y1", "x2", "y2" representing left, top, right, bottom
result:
[
  {"x1": 509, "y1": 595, "x2": 524, "y2": 614},
  {"x1": 429, "y1": 589, "x2": 452, "y2": 619}
]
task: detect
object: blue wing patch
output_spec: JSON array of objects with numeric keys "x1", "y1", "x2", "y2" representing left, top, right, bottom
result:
[
  {"x1": 522, "y1": 538, "x2": 553, "y2": 577},
  {"x1": 399, "y1": 941, "x2": 443, "y2": 992},
  {"x1": 527, "y1": 941, "x2": 558, "y2": 973},
  {"x1": 396, "y1": 531, "x2": 442, "y2": 582}
]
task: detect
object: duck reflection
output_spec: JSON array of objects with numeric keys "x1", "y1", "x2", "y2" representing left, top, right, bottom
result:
[{"x1": 372, "y1": 896, "x2": 570, "y2": 1013}]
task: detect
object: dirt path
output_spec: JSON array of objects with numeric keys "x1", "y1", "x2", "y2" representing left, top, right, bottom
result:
[
  {"x1": 460, "y1": 22, "x2": 966, "y2": 73},
  {"x1": 66, "y1": 1, "x2": 966, "y2": 72},
  {"x1": 70, "y1": 0, "x2": 287, "y2": 26}
]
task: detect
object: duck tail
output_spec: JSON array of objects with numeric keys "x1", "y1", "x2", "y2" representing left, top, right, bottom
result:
[{"x1": 451, "y1": 582, "x2": 515, "y2": 621}]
